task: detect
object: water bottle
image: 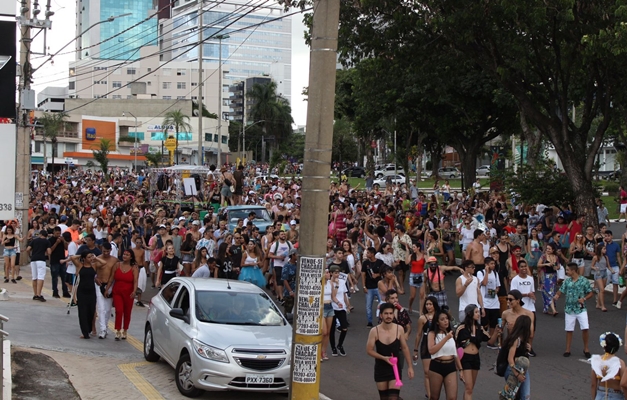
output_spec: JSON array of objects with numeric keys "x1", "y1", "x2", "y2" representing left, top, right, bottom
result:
[
  {"x1": 412, "y1": 356, "x2": 418, "y2": 366},
  {"x1": 497, "y1": 318, "x2": 502, "y2": 328}
]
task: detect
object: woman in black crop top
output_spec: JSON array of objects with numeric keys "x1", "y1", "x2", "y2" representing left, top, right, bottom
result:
[{"x1": 455, "y1": 304, "x2": 501, "y2": 399}]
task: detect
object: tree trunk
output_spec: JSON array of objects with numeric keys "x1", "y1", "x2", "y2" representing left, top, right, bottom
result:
[
  {"x1": 560, "y1": 149, "x2": 599, "y2": 229},
  {"x1": 430, "y1": 148, "x2": 440, "y2": 178},
  {"x1": 519, "y1": 108, "x2": 543, "y2": 167},
  {"x1": 458, "y1": 148, "x2": 478, "y2": 192}
]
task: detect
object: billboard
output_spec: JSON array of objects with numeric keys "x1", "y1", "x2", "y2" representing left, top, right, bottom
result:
[
  {"x1": 82, "y1": 119, "x2": 116, "y2": 151},
  {"x1": 0, "y1": 124, "x2": 16, "y2": 219},
  {"x1": 0, "y1": 21, "x2": 16, "y2": 119}
]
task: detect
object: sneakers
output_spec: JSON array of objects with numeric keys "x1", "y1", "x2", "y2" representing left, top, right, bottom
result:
[
  {"x1": 322, "y1": 352, "x2": 329, "y2": 361},
  {"x1": 337, "y1": 346, "x2": 346, "y2": 357},
  {"x1": 121, "y1": 330, "x2": 127, "y2": 340},
  {"x1": 38, "y1": 296, "x2": 46, "y2": 302},
  {"x1": 98, "y1": 333, "x2": 106, "y2": 339},
  {"x1": 136, "y1": 301, "x2": 145, "y2": 307},
  {"x1": 486, "y1": 344, "x2": 500, "y2": 350},
  {"x1": 115, "y1": 330, "x2": 121, "y2": 341},
  {"x1": 53, "y1": 293, "x2": 60, "y2": 299},
  {"x1": 63, "y1": 293, "x2": 72, "y2": 298},
  {"x1": 10, "y1": 279, "x2": 16, "y2": 284},
  {"x1": 331, "y1": 349, "x2": 338, "y2": 357},
  {"x1": 70, "y1": 301, "x2": 78, "y2": 308},
  {"x1": 528, "y1": 349, "x2": 537, "y2": 357},
  {"x1": 367, "y1": 322, "x2": 373, "y2": 327},
  {"x1": 3, "y1": 278, "x2": 8, "y2": 283},
  {"x1": 615, "y1": 301, "x2": 622, "y2": 309}
]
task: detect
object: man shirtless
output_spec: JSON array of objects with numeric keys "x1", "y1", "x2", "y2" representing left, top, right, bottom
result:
[
  {"x1": 95, "y1": 242, "x2": 118, "y2": 339},
  {"x1": 464, "y1": 229, "x2": 486, "y2": 275},
  {"x1": 424, "y1": 256, "x2": 463, "y2": 312},
  {"x1": 501, "y1": 289, "x2": 535, "y2": 346},
  {"x1": 132, "y1": 237, "x2": 146, "y2": 306},
  {"x1": 505, "y1": 245, "x2": 524, "y2": 280}
]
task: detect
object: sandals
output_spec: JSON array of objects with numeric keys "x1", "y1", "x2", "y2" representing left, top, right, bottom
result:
[{"x1": 563, "y1": 352, "x2": 571, "y2": 357}]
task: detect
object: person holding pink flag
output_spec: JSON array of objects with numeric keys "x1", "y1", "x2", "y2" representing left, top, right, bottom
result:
[{"x1": 366, "y1": 302, "x2": 414, "y2": 400}]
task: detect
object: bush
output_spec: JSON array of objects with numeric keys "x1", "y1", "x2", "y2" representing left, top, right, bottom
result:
[
  {"x1": 118, "y1": 136, "x2": 136, "y2": 143},
  {"x1": 604, "y1": 181, "x2": 620, "y2": 195}
]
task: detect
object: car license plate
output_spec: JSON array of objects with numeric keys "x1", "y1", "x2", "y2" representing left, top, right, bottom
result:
[{"x1": 245, "y1": 374, "x2": 274, "y2": 384}]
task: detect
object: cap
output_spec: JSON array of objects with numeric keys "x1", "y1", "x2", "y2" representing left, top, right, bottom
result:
[
  {"x1": 509, "y1": 289, "x2": 525, "y2": 306},
  {"x1": 158, "y1": 224, "x2": 167, "y2": 229},
  {"x1": 288, "y1": 248, "x2": 298, "y2": 256},
  {"x1": 91, "y1": 210, "x2": 98, "y2": 214},
  {"x1": 171, "y1": 226, "x2": 179, "y2": 231},
  {"x1": 249, "y1": 190, "x2": 256, "y2": 195},
  {"x1": 427, "y1": 256, "x2": 438, "y2": 263},
  {"x1": 179, "y1": 216, "x2": 186, "y2": 221},
  {"x1": 290, "y1": 220, "x2": 297, "y2": 225},
  {"x1": 192, "y1": 220, "x2": 200, "y2": 226},
  {"x1": 329, "y1": 265, "x2": 340, "y2": 272},
  {"x1": 279, "y1": 203, "x2": 284, "y2": 207},
  {"x1": 60, "y1": 216, "x2": 68, "y2": 222}
]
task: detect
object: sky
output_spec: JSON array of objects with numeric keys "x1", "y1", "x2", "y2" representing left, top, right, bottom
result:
[{"x1": 28, "y1": 2, "x2": 311, "y2": 126}]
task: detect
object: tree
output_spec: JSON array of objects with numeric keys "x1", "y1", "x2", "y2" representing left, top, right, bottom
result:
[
  {"x1": 192, "y1": 100, "x2": 218, "y2": 119},
  {"x1": 38, "y1": 111, "x2": 68, "y2": 172},
  {"x1": 419, "y1": 0, "x2": 627, "y2": 226},
  {"x1": 332, "y1": 117, "x2": 358, "y2": 164},
  {"x1": 162, "y1": 110, "x2": 192, "y2": 165},
  {"x1": 247, "y1": 81, "x2": 294, "y2": 154},
  {"x1": 92, "y1": 139, "x2": 112, "y2": 177},
  {"x1": 144, "y1": 151, "x2": 162, "y2": 167}
]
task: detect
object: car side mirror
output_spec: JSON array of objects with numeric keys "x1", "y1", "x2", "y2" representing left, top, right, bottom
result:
[{"x1": 169, "y1": 308, "x2": 190, "y2": 324}]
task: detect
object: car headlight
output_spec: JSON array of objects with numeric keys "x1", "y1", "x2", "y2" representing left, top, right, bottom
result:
[{"x1": 192, "y1": 339, "x2": 229, "y2": 363}]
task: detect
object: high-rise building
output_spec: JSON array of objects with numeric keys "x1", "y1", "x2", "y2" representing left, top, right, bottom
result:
[
  {"x1": 228, "y1": 76, "x2": 271, "y2": 123},
  {"x1": 76, "y1": 0, "x2": 158, "y2": 60},
  {"x1": 163, "y1": 0, "x2": 292, "y2": 107}
]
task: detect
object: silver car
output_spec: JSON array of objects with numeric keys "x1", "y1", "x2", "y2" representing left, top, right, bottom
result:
[{"x1": 144, "y1": 278, "x2": 292, "y2": 397}]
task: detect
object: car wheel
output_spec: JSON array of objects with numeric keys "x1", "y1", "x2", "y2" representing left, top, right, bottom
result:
[
  {"x1": 144, "y1": 325, "x2": 160, "y2": 362},
  {"x1": 176, "y1": 353, "x2": 203, "y2": 398},
  {"x1": 376, "y1": 174, "x2": 383, "y2": 178},
  {"x1": 359, "y1": 173, "x2": 365, "y2": 178},
  {"x1": 450, "y1": 174, "x2": 456, "y2": 179}
]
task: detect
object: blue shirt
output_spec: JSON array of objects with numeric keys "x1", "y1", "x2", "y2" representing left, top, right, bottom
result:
[{"x1": 606, "y1": 242, "x2": 621, "y2": 267}]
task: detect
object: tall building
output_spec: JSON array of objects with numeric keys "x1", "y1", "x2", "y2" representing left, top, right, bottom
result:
[
  {"x1": 163, "y1": 0, "x2": 292, "y2": 108},
  {"x1": 228, "y1": 76, "x2": 271, "y2": 123},
  {"x1": 76, "y1": 0, "x2": 158, "y2": 60}
]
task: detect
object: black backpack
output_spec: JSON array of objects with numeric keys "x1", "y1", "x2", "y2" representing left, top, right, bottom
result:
[{"x1": 495, "y1": 344, "x2": 509, "y2": 377}]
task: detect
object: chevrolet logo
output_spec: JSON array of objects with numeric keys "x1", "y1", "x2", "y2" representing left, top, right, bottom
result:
[{"x1": 256, "y1": 355, "x2": 267, "y2": 360}]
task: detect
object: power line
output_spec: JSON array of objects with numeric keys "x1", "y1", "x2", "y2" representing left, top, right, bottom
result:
[{"x1": 65, "y1": 0, "x2": 275, "y2": 113}]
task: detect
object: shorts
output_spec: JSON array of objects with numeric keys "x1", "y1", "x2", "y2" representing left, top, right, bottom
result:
[
  {"x1": 430, "y1": 290, "x2": 448, "y2": 310},
  {"x1": 3, "y1": 248, "x2": 17, "y2": 257},
  {"x1": 221, "y1": 186, "x2": 232, "y2": 198},
  {"x1": 144, "y1": 250, "x2": 151, "y2": 262},
  {"x1": 583, "y1": 259, "x2": 593, "y2": 277},
  {"x1": 595, "y1": 388, "x2": 624, "y2": 400},
  {"x1": 593, "y1": 269, "x2": 608, "y2": 281},
  {"x1": 461, "y1": 352, "x2": 481, "y2": 370},
  {"x1": 443, "y1": 243, "x2": 454, "y2": 252},
  {"x1": 429, "y1": 358, "x2": 457, "y2": 378},
  {"x1": 323, "y1": 303, "x2": 335, "y2": 318},
  {"x1": 565, "y1": 311, "x2": 589, "y2": 331},
  {"x1": 482, "y1": 308, "x2": 500, "y2": 329},
  {"x1": 95, "y1": 238, "x2": 104, "y2": 246},
  {"x1": 621, "y1": 203, "x2": 627, "y2": 214},
  {"x1": 273, "y1": 266, "x2": 283, "y2": 281},
  {"x1": 65, "y1": 272, "x2": 76, "y2": 285},
  {"x1": 30, "y1": 260, "x2": 46, "y2": 280},
  {"x1": 409, "y1": 273, "x2": 424, "y2": 288},
  {"x1": 610, "y1": 266, "x2": 620, "y2": 285},
  {"x1": 395, "y1": 261, "x2": 409, "y2": 272}
]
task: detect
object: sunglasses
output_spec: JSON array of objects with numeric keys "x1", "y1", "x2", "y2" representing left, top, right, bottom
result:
[{"x1": 506, "y1": 298, "x2": 516, "y2": 302}]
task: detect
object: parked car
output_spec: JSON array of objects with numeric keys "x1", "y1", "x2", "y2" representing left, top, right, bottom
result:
[
  {"x1": 218, "y1": 205, "x2": 274, "y2": 233},
  {"x1": 373, "y1": 174, "x2": 405, "y2": 187},
  {"x1": 374, "y1": 165, "x2": 405, "y2": 178},
  {"x1": 144, "y1": 278, "x2": 292, "y2": 397},
  {"x1": 437, "y1": 167, "x2": 461, "y2": 179},
  {"x1": 342, "y1": 166, "x2": 366, "y2": 178},
  {"x1": 476, "y1": 165, "x2": 491, "y2": 176}
]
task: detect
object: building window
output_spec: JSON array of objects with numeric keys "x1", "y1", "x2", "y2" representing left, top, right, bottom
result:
[
  {"x1": 177, "y1": 82, "x2": 186, "y2": 89},
  {"x1": 163, "y1": 68, "x2": 171, "y2": 76},
  {"x1": 214, "y1": 134, "x2": 218, "y2": 142},
  {"x1": 93, "y1": 80, "x2": 107, "y2": 85},
  {"x1": 35, "y1": 141, "x2": 41, "y2": 153},
  {"x1": 127, "y1": 95, "x2": 133, "y2": 99},
  {"x1": 162, "y1": 96, "x2": 171, "y2": 100},
  {"x1": 177, "y1": 96, "x2": 186, "y2": 99},
  {"x1": 177, "y1": 68, "x2": 186, "y2": 76},
  {"x1": 191, "y1": 82, "x2": 197, "y2": 87},
  {"x1": 221, "y1": 135, "x2": 227, "y2": 144},
  {"x1": 147, "y1": 68, "x2": 152, "y2": 72},
  {"x1": 69, "y1": 81, "x2": 75, "y2": 90},
  {"x1": 112, "y1": 81, "x2": 122, "y2": 88},
  {"x1": 65, "y1": 143, "x2": 76, "y2": 152},
  {"x1": 191, "y1": 96, "x2": 197, "y2": 100},
  {"x1": 147, "y1": 81, "x2": 152, "y2": 86},
  {"x1": 127, "y1": 68, "x2": 136, "y2": 75},
  {"x1": 163, "y1": 82, "x2": 171, "y2": 89},
  {"x1": 112, "y1": 95, "x2": 122, "y2": 99}
]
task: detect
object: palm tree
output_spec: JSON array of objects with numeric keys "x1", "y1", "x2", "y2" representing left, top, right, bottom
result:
[
  {"x1": 247, "y1": 81, "x2": 294, "y2": 154},
  {"x1": 162, "y1": 110, "x2": 192, "y2": 165},
  {"x1": 144, "y1": 151, "x2": 162, "y2": 167},
  {"x1": 92, "y1": 138, "x2": 112, "y2": 177},
  {"x1": 38, "y1": 111, "x2": 68, "y2": 172}
]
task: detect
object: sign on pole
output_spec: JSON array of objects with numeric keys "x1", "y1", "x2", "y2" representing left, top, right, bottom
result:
[{"x1": 0, "y1": 124, "x2": 16, "y2": 220}]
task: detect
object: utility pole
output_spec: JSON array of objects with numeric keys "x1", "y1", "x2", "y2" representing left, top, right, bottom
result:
[
  {"x1": 289, "y1": 1, "x2": 340, "y2": 399},
  {"x1": 16, "y1": 0, "x2": 53, "y2": 240},
  {"x1": 216, "y1": 34, "x2": 229, "y2": 167},
  {"x1": 241, "y1": 79, "x2": 246, "y2": 163},
  {"x1": 196, "y1": 0, "x2": 203, "y2": 166}
]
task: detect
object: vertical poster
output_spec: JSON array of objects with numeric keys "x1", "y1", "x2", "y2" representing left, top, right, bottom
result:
[{"x1": 0, "y1": 20, "x2": 16, "y2": 120}]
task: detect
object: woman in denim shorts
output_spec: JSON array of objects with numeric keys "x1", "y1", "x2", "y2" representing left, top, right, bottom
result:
[
  {"x1": 591, "y1": 244, "x2": 609, "y2": 311},
  {"x1": 321, "y1": 268, "x2": 338, "y2": 361},
  {"x1": 3, "y1": 225, "x2": 21, "y2": 283}
]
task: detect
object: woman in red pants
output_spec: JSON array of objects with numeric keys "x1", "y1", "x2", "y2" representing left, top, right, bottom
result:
[{"x1": 106, "y1": 249, "x2": 138, "y2": 340}]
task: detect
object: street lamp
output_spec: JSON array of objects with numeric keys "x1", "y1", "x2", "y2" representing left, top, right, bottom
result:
[
  {"x1": 122, "y1": 111, "x2": 138, "y2": 172},
  {"x1": 242, "y1": 120, "x2": 265, "y2": 162},
  {"x1": 216, "y1": 34, "x2": 229, "y2": 167}
]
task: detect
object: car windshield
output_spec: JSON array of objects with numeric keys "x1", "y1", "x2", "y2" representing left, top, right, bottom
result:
[
  {"x1": 195, "y1": 291, "x2": 286, "y2": 326},
  {"x1": 227, "y1": 208, "x2": 272, "y2": 222}
]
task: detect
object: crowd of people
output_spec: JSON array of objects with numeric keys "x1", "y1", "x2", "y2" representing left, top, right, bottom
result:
[{"x1": 7, "y1": 165, "x2": 627, "y2": 399}]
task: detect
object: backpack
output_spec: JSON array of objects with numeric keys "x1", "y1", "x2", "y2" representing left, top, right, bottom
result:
[
  {"x1": 494, "y1": 343, "x2": 509, "y2": 377},
  {"x1": 271, "y1": 240, "x2": 292, "y2": 268}
]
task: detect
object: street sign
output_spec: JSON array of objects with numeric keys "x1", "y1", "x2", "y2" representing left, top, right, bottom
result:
[
  {"x1": 164, "y1": 137, "x2": 176, "y2": 151},
  {"x1": 0, "y1": 124, "x2": 15, "y2": 219}
]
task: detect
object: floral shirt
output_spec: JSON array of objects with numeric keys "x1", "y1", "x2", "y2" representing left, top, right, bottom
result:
[
  {"x1": 559, "y1": 275, "x2": 592, "y2": 315},
  {"x1": 393, "y1": 233, "x2": 412, "y2": 262}
]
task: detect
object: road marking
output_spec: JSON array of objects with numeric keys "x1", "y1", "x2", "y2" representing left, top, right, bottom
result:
[{"x1": 118, "y1": 361, "x2": 166, "y2": 400}]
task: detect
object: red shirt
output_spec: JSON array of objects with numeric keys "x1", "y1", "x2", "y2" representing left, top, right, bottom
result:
[{"x1": 569, "y1": 221, "x2": 582, "y2": 244}]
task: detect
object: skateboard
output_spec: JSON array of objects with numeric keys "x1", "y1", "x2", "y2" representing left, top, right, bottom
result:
[{"x1": 499, "y1": 356, "x2": 530, "y2": 400}]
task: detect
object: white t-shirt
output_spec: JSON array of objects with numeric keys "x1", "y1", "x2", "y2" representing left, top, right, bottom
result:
[
  {"x1": 191, "y1": 264, "x2": 211, "y2": 278},
  {"x1": 332, "y1": 275, "x2": 349, "y2": 311},
  {"x1": 477, "y1": 269, "x2": 500, "y2": 309},
  {"x1": 510, "y1": 275, "x2": 536, "y2": 312},
  {"x1": 458, "y1": 274, "x2": 480, "y2": 312},
  {"x1": 376, "y1": 252, "x2": 395, "y2": 269},
  {"x1": 271, "y1": 241, "x2": 291, "y2": 268},
  {"x1": 460, "y1": 226, "x2": 474, "y2": 246},
  {"x1": 66, "y1": 241, "x2": 79, "y2": 275},
  {"x1": 110, "y1": 242, "x2": 119, "y2": 258}
]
